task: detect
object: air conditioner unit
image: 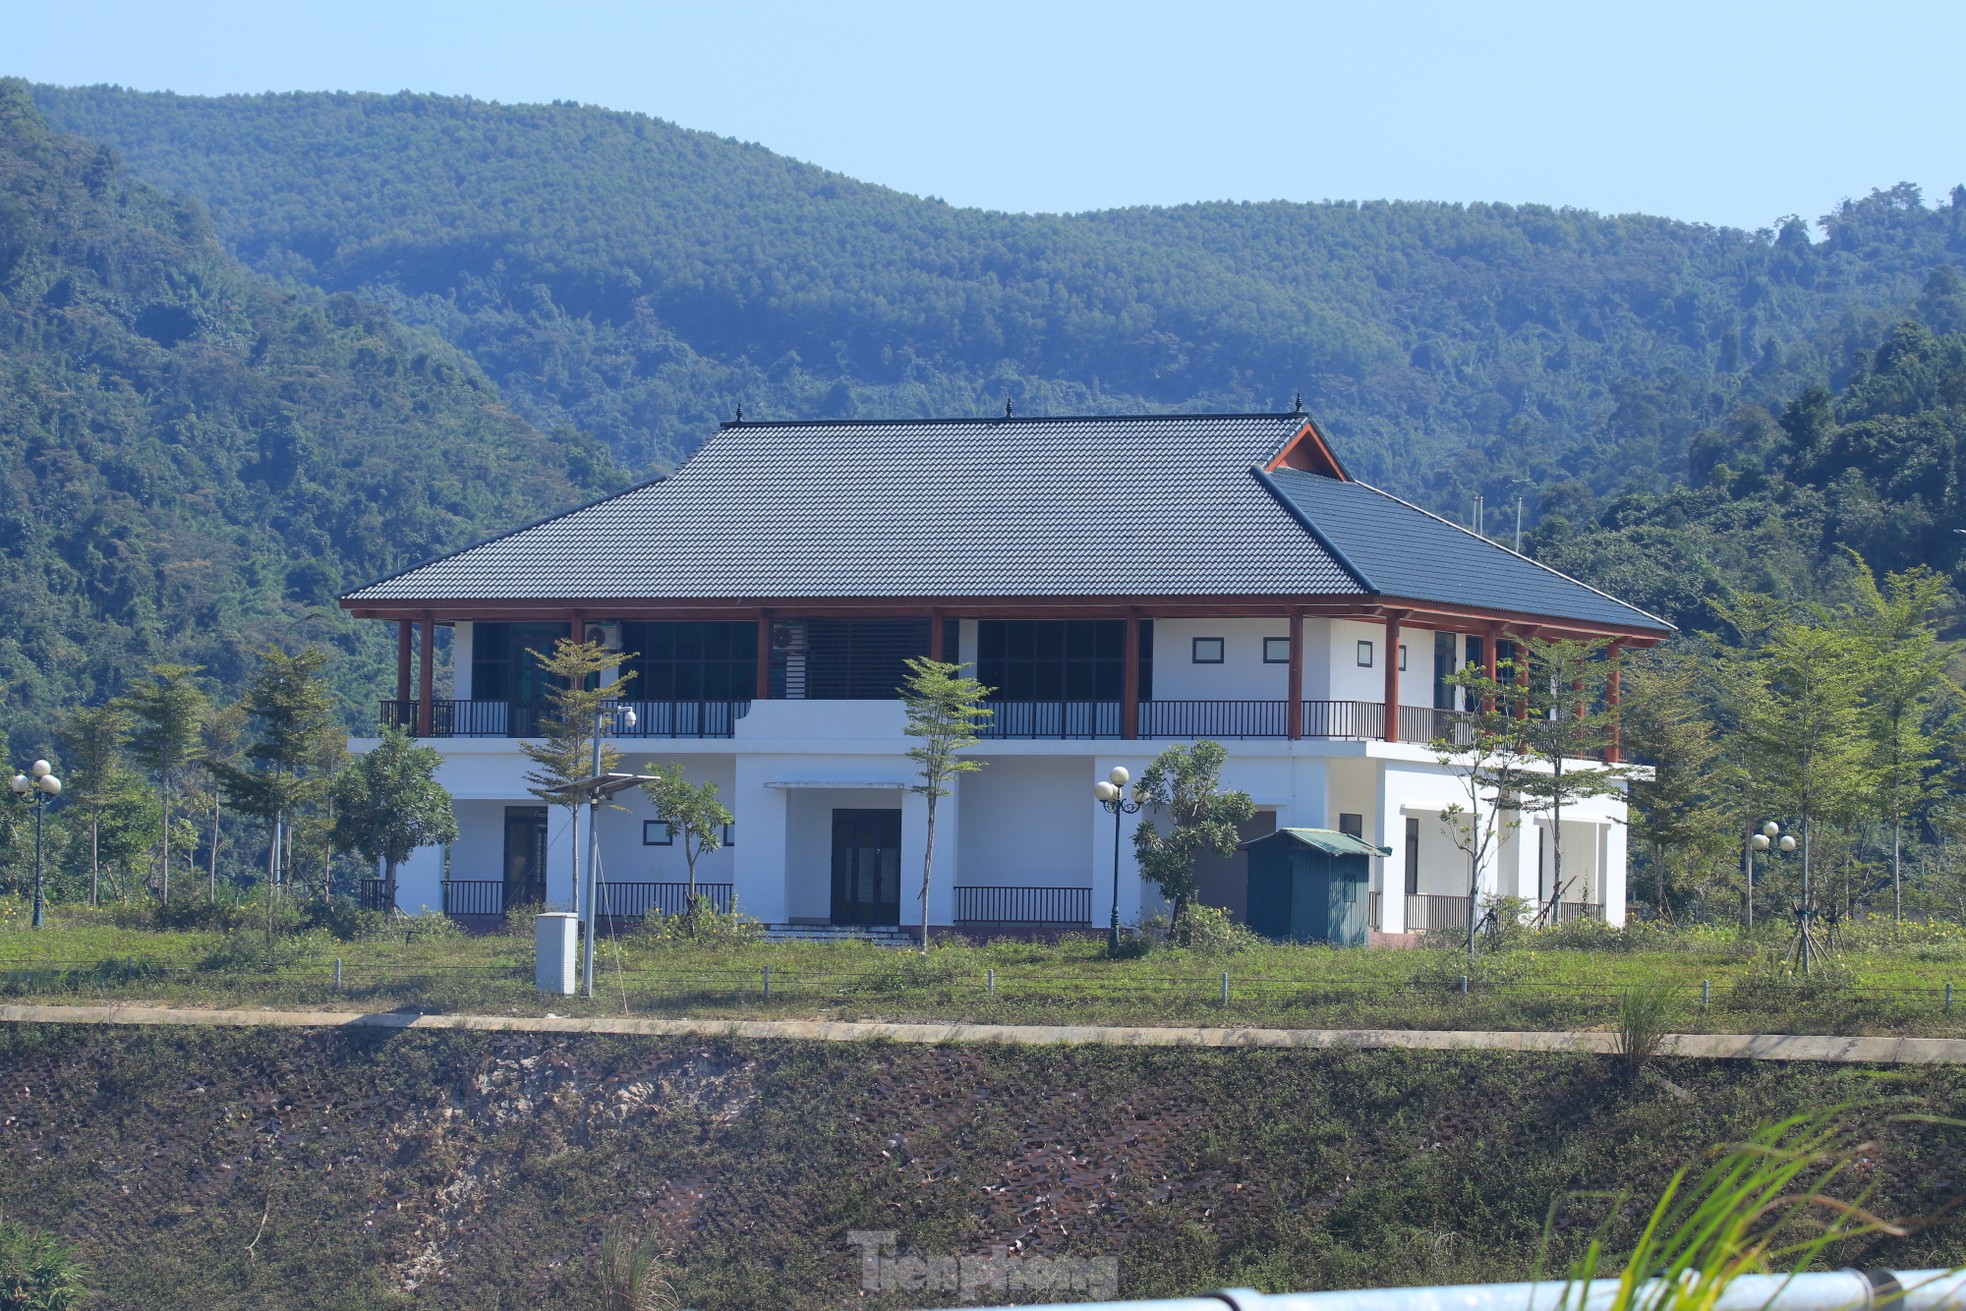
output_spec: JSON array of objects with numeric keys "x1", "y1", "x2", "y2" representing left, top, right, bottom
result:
[
  {"x1": 770, "y1": 620, "x2": 807, "y2": 653},
  {"x1": 584, "y1": 621, "x2": 623, "y2": 651}
]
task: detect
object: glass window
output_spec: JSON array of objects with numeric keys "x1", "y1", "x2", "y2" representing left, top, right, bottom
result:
[
  {"x1": 976, "y1": 621, "x2": 1125, "y2": 701},
  {"x1": 1404, "y1": 817, "x2": 1420, "y2": 896},
  {"x1": 1399, "y1": 644, "x2": 1408, "y2": 671},
  {"x1": 1192, "y1": 637, "x2": 1225, "y2": 664},
  {"x1": 1357, "y1": 640, "x2": 1374, "y2": 668},
  {"x1": 643, "y1": 821, "x2": 674, "y2": 846},
  {"x1": 1263, "y1": 636, "x2": 1291, "y2": 664},
  {"x1": 621, "y1": 621, "x2": 759, "y2": 702},
  {"x1": 1338, "y1": 813, "x2": 1364, "y2": 839}
]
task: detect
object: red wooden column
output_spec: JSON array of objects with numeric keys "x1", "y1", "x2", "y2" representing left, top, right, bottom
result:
[
  {"x1": 1121, "y1": 610, "x2": 1141, "y2": 740},
  {"x1": 1604, "y1": 641, "x2": 1624, "y2": 763},
  {"x1": 928, "y1": 609, "x2": 945, "y2": 662},
  {"x1": 1483, "y1": 621, "x2": 1501, "y2": 714},
  {"x1": 1285, "y1": 610, "x2": 1304, "y2": 740},
  {"x1": 754, "y1": 610, "x2": 772, "y2": 701},
  {"x1": 1513, "y1": 625, "x2": 1535, "y2": 720},
  {"x1": 416, "y1": 609, "x2": 436, "y2": 737},
  {"x1": 1381, "y1": 610, "x2": 1404, "y2": 742},
  {"x1": 396, "y1": 619, "x2": 413, "y2": 725}
]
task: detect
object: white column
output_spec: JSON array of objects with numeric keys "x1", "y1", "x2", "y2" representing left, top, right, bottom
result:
[
  {"x1": 1285, "y1": 755, "x2": 1329, "y2": 830},
  {"x1": 1503, "y1": 818, "x2": 1540, "y2": 906},
  {"x1": 1375, "y1": 762, "x2": 1407, "y2": 933},
  {"x1": 396, "y1": 841, "x2": 445, "y2": 916},
  {"x1": 732, "y1": 758, "x2": 789, "y2": 924},
  {"x1": 926, "y1": 775, "x2": 959, "y2": 930},
  {"x1": 452, "y1": 623, "x2": 475, "y2": 699},
  {"x1": 1602, "y1": 819, "x2": 1628, "y2": 925},
  {"x1": 545, "y1": 806, "x2": 578, "y2": 911}
]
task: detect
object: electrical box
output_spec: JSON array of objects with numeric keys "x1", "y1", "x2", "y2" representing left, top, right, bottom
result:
[{"x1": 535, "y1": 912, "x2": 578, "y2": 994}]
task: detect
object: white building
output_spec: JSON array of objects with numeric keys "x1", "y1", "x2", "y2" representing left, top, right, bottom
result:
[{"x1": 339, "y1": 412, "x2": 1671, "y2": 938}]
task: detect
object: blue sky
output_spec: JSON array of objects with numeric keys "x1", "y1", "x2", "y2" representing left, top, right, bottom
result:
[{"x1": 9, "y1": 0, "x2": 1962, "y2": 232}]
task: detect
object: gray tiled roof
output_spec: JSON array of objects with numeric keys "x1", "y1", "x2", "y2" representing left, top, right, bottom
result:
[
  {"x1": 346, "y1": 414, "x2": 1363, "y2": 601},
  {"x1": 1262, "y1": 467, "x2": 1672, "y2": 633}
]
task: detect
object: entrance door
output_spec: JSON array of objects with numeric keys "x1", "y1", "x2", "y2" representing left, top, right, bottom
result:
[
  {"x1": 831, "y1": 809, "x2": 902, "y2": 925},
  {"x1": 503, "y1": 806, "x2": 549, "y2": 911}
]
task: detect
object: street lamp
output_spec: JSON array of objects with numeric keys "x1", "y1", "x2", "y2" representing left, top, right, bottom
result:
[
  {"x1": 11, "y1": 761, "x2": 62, "y2": 929},
  {"x1": 1094, "y1": 766, "x2": 1143, "y2": 958},
  {"x1": 581, "y1": 701, "x2": 637, "y2": 998},
  {"x1": 1745, "y1": 820, "x2": 1795, "y2": 929}
]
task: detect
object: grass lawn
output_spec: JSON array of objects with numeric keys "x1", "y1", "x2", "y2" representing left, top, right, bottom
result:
[{"x1": 2, "y1": 902, "x2": 1965, "y2": 1036}]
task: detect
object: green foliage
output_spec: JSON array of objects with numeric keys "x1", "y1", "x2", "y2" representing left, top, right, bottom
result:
[
  {"x1": 0, "y1": 1218, "x2": 89, "y2": 1311},
  {"x1": 112, "y1": 662, "x2": 208, "y2": 901},
  {"x1": 0, "y1": 82, "x2": 618, "y2": 745},
  {"x1": 329, "y1": 726, "x2": 458, "y2": 898},
  {"x1": 638, "y1": 763, "x2": 733, "y2": 937},
  {"x1": 633, "y1": 896, "x2": 761, "y2": 949},
  {"x1": 900, "y1": 657, "x2": 992, "y2": 953},
  {"x1": 1614, "y1": 981, "x2": 1679, "y2": 1084},
  {"x1": 1133, "y1": 902, "x2": 1263, "y2": 956},
  {"x1": 598, "y1": 1224, "x2": 680, "y2": 1311},
  {"x1": 1130, "y1": 740, "x2": 1256, "y2": 942}
]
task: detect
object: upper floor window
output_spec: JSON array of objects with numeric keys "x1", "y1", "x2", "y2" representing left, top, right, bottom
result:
[
  {"x1": 772, "y1": 619, "x2": 929, "y2": 699},
  {"x1": 1357, "y1": 640, "x2": 1374, "y2": 667},
  {"x1": 620, "y1": 621, "x2": 758, "y2": 702},
  {"x1": 1192, "y1": 637, "x2": 1225, "y2": 664},
  {"x1": 978, "y1": 620, "x2": 1123, "y2": 701},
  {"x1": 1262, "y1": 637, "x2": 1291, "y2": 664},
  {"x1": 472, "y1": 621, "x2": 569, "y2": 706}
]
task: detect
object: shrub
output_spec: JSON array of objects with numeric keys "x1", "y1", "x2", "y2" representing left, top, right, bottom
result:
[
  {"x1": 1131, "y1": 904, "x2": 1262, "y2": 955},
  {"x1": 198, "y1": 929, "x2": 317, "y2": 973},
  {"x1": 1412, "y1": 947, "x2": 1528, "y2": 993},
  {"x1": 1614, "y1": 981, "x2": 1678, "y2": 1083},
  {"x1": 866, "y1": 941, "x2": 981, "y2": 993},
  {"x1": 634, "y1": 896, "x2": 763, "y2": 948},
  {"x1": 1727, "y1": 948, "x2": 1852, "y2": 1009},
  {"x1": 0, "y1": 1219, "x2": 89, "y2": 1310}
]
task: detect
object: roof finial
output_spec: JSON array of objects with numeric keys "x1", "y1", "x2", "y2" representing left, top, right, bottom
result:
[
  {"x1": 1004, "y1": 396, "x2": 1014, "y2": 419},
  {"x1": 734, "y1": 402, "x2": 743, "y2": 423},
  {"x1": 1292, "y1": 391, "x2": 1304, "y2": 415}
]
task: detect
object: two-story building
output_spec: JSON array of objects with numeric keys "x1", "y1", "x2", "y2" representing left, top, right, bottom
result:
[{"x1": 338, "y1": 411, "x2": 1672, "y2": 938}]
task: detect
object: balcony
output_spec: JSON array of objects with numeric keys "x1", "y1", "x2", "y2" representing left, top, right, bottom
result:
[
  {"x1": 978, "y1": 698, "x2": 1472, "y2": 744},
  {"x1": 380, "y1": 699, "x2": 751, "y2": 739}
]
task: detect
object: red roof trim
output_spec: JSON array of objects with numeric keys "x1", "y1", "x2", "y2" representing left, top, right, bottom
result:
[{"x1": 1264, "y1": 418, "x2": 1349, "y2": 480}]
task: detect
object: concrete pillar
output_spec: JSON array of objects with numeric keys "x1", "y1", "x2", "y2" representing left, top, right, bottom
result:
[
  {"x1": 732, "y1": 758, "x2": 789, "y2": 924},
  {"x1": 1603, "y1": 817, "x2": 1628, "y2": 925},
  {"x1": 1374, "y1": 763, "x2": 1406, "y2": 933},
  {"x1": 1285, "y1": 755, "x2": 1328, "y2": 830},
  {"x1": 396, "y1": 841, "x2": 446, "y2": 916}
]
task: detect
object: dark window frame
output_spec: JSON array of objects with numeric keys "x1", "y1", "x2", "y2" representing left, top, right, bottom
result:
[
  {"x1": 643, "y1": 820, "x2": 674, "y2": 846},
  {"x1": 1357, "y1": 640, "x2": 1374, "y2": 668},
  {"x1": 1192, "y1": 637, "x2": 1225, "y2": 664},
  {"x1": 1262, "y1": 636, "x2": 1291, "y2": 664}
]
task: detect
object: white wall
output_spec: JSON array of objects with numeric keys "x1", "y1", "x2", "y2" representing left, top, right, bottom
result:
[
  {"x1": 1327, "y1": 618, "x2": 1436, "y2": 708},
  {"x1": 957, "y1": 756, "x2": 1096, "y2": 888},
  {"x1": 1149, "y1": 618, "x2": 1291, "y2": 700}
]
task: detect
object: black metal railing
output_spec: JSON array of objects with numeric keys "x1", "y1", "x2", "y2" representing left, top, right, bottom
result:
[
  {"x1": 377, "y1": 699, "x2": 750, "y2": 739},
  {"x1": 594, "y1": 882, "x2": 734, "y2": 919},
  {"x1": 442, "y1": 880, "x2": 505, "y2": 917},
  {"x1": 953, "y1": 885, "x2": 1093, "y2": 926},
  {"x1": 1138, "y1": 700, "x2": 1288, "y2": 738},
  {"x1": 358, "y1": 878, "x2": 392, "y2": 912},
  {"x1": 1368, "y1": 890, "x2": 1382, "y2": 931},
  {"x1": 1405, "y1": 893, "x2": 1472, "y2": 933},
  {"x1": 1556, "y1": 901, "x2": 1606, "y2": 923},
  {"x1": 979, "y1": 700, "x2": 1121, "y2": 739},
  {"x1": 1401, "y1": 705, "x2": 1475, "y2": 746},
  {"x1": 1302, "y1": 700, "x2": 1383, "y2": 739}
]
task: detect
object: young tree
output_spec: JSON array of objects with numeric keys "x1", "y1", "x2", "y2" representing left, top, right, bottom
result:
[
  {"x1": 639, "y1": 761, "x2": 734, "y2": 936},
  {"x1": 519, "y1": 637, "x2": 633, "y2": 916},
  {"x1": 1515, "y1": 635, "x2": 1629, "y2": 924},
  {"x1": 1620, "y1": 647, "x2": 1728, "y2": 922},
  {"x1": 1840, "y1": 562, "x2": 1954, "y2": 921},
  {"x1": 116, "y1": 664, "x2": 209, "y2": 903},
  {"x1": 53, "y1": 703, "x2": 131, "y2": 906},
  {"x1": 329, "y1": 727, "x2": 459, "y2": 910},
  {"x1": 1436, "y1": 659, "x2": 1537, "y2": 959},
  {"x1": 899, "y1": 657, "x2": 992, "y2": 954},
  {"x1": 217, "y1": 647, "x2": 341, "y2": 905},
  {"x1": 198, "y1": 700, "x2": 248, "y2": 903},
  {"x1": 1131, "y1": 739, "x2": 1255, "y2": 943}
]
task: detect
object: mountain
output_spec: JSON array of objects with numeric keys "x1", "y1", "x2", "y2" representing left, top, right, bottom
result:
[
  {"x1": 0, "y1": 81, "x2": 618, "y2": 750},
  {"x1": 31, "y1": 86, "x2": 1966, "y2": 510}
]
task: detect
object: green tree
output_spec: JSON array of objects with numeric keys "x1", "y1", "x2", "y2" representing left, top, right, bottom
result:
[
  {"x1": 199, "y1": 700, "x2": 248, "y2": 903},
  {"x1": 1131, "y1": 739, "x2": 1254, "y2": 943},
  {"x1": 0, "y1": 1218, "x2": 89, "y2": 1310},
  {"x1": 329, "y1": 726, "x2": 459, "y2": 909},
  {"x1": 216, "y1": 648, "x2": 341, "y2": 906},
  {"x1": 899, "y1": 657, "x2": 992, "y2": 954},
  {"x1": 1515, "y1": 636, "x2": 1629, "y2": 924},
  {"x1": 519, "y1": 638, "x2": 633, "y2": 915},
  {"x1": 1619, "y1": 647, "x2": 1728, "y2": 921},
  {"x1": 1839, "y1": 562, "x2": 1954, "y2": 921},
  {"x1": 53, "y1": 703, "x2": 131, "y2": 906},
  {"x1": 1437, "y1": 658, "x2": 1537, "y2": 959},
  {"x1": 639, "y1": 762, "x2": 734, "y2": 937},
  {"x1": 115, "y1": 663, "x2": 209, "y2": 903}
]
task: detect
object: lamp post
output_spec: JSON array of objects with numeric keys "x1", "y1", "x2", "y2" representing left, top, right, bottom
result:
[
  {"x1": 11, "y1": 761, "x2": 62, "y2": 929},
  {"x1": 581, "y1": 701, "x2": 637, "y2": 999},
  {"x1": 1093, "y1": 766, "x2": 1143, "y2": 958},
  {"x1": 1745, "y1": 820, "x2": 1793, "y2": 928}
]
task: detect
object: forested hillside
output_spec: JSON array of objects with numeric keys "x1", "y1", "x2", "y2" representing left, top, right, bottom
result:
[
  {"x1": 33, "y1": 85, "x2": 1966, "y2": 507},
  {"x1": 0, "y1": 82, "x2": 617, "y2": 749}
]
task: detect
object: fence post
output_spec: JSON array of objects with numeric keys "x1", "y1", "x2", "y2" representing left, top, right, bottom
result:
[
  {"x1": 334, "y1": 958, "x2": 342, "y2": 993},
  {"x1": 1460, "y1": 974, "x2": 1469, "y2": 996},
  {"x1": 1701, "y1": 978, "x2": 1709, "y2": 1010},
  {"x1": 1948, "y1": 982, "x2": 1954, "y2": 1014},
  {"x1": 986, "y1": 968, "x2": 995, "y2": 997},
  {"x1": 763, "y1": 964, "x2": 772, "y2": 1002},
  {"x1": 1220, "y1": 972, "x2": 1230, "y2": 1007}
]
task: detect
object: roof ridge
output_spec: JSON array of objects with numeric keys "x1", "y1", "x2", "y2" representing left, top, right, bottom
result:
[
  {"x1": 1249, "y1": 466, "x2": 1378, "y2": 594},
  {"x1": 1339, "y1": 475, "x2": 1677, "y2": 631},
  {"x1": 716, "y1": 411, "x2": 1307, "y2": 430}
]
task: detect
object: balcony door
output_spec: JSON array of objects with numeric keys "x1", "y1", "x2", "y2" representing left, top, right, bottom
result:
[
  {"x1": 830, "y1": 808, "x2": 902, "y2": 925},
  {"x1": 502, "y1": 806, "x2": 549, "y2": 911}
]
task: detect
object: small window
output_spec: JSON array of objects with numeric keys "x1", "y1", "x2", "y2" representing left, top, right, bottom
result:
[
  {"x1": 1399, "y1": 644, "x2": 1408, "y2": 671},
  {"x1": 1404, "y1": 817, "x2": 1420, "y2": 896},
  {"x1": 1357, "y1": 640, "x2": 1374, "y2": 667},
  {"x1": 1192, "y1": 637, "x2": 1225, "y2": 664},
  {"x1": 1262, "y1": 637, "x2": 1291, "y2": 664},
  {"x1": 1338, "y1": 812, "x2": 1364, "y2": 839},
  {"x1": 721, "y1": 821, "x2": 736, "y2": 847},
  {"x1": 643, "y1": 821, "x2": 673, "y2": 846}
]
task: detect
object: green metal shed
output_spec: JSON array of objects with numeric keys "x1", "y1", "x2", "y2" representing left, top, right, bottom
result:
[{"x1": 1240, "y1": 828, "x2": 1389, "y2": 946}]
